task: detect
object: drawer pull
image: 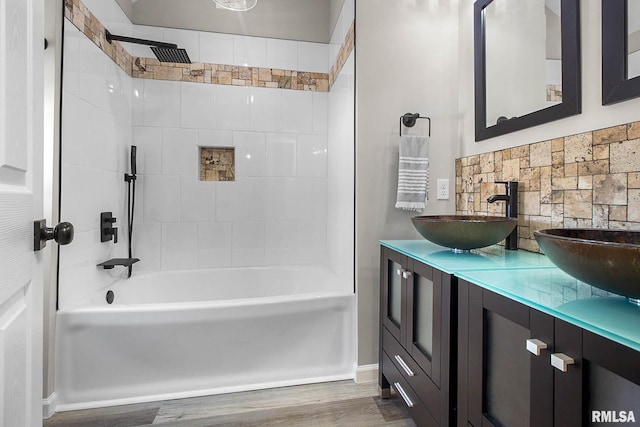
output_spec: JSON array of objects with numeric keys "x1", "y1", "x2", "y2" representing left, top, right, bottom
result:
[
  {"x1": 402, "y1": 271, "x2": 412, "y2": 279},
  {"x1": 550, "y1": 353, "x2": 575, "y2": 372},
  {"x1": 394, "y1": 382, "x2": 414, "y2": 408},
  {"x1": 526, "y1": 338, "x2": 548, "y2": 356},
  {"x1": 394, "y1": 355, "x2": 415, "y2": 377}
]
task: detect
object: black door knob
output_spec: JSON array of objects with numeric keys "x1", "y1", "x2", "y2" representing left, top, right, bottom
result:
[{"x1": 34, "y1": 220, "x2": 75, "y2": 251}]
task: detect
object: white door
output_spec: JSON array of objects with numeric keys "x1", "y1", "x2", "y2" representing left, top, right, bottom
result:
[{"x1": 0, "y1": 0, "x2": 45, "y2": 426}]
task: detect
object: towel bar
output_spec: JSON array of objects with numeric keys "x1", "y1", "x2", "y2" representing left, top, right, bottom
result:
[{"x1": 400, "y1": 113, "x2": 431, "y2": 137}]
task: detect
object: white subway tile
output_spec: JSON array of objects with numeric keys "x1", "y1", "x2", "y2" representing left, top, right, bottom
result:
[
  {"x1": 143, "y1": 79, "x2": 181, "y2": 128},
  {"x1": 132, "y1": 126, "x2": 162, "y2": 175},
  {"x1": 198, "y1": 129, "x2": 234, "y2": 147},
  {"x1": 161, "y1": 128, "x2": 198, "y2": 176},
  {"x1": 161, "y1": 223, "x2": 198, "y2": 270},
  {"x1": 234, "y1": 131, "x2": 266, "y2": 177},
  {"x1": 265, "y1": 133, "x2": 297, "y2": 176},
  {"x1": 232, "y1": 222, "x2": 265, "y2": 267},
  {"x1": 233, "y1": 35, "x2": 266, "y2": 67},
  {"x1": 132, "y1": 223, "x2": 162, "y2": 271},
  {"x1": 181, "y1": 82, "x2": 216, "y2": 129},
  {"x1": 197, "y1": 222, "x2": 233, "y2": 268},
  {"x1": 215, "y1": 177, "x2": 253, "y2": 222},
  {"x1": 200, "y1": 32, "x2": 234, "y2": 65},
  {"x1": 180, "y1": 176, "x2": 216, "y2": 222},
  {"x1": 298, "y1": 134, "x2": 328, "y2": 178},
  {"x1": 282, "y1": 90, "x2": 313, "y2": 133},
  {"x1": 298, "y1": 42, "x2": 329, "y2": 73},
  {"x1": 250, "y1": 87, "x2": 282, "y2": 132},
  {"x1": 215, "y1": 85, "x2": 251, "y2": 131},
  {"x1": 143, "y1": 175, "x2": 180, "y2": 222},
  {"x1": 312, "y1": 92, "x2": 329, "y2": 135},
  {"x1": 266, "y1": 38, "x2": 298, "y2": 70}
]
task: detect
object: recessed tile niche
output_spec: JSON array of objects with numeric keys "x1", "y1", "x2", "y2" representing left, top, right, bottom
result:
[{"x1": 199, "y1": 147, "x2": 235, "y2": 181}]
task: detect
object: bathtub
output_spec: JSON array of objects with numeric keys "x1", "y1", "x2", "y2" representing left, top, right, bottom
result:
[{"x1": 54, "y1": 265, "x2": 355, "y2": 411}]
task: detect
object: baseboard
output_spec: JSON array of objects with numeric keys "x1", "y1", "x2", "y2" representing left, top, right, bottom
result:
[
  {"x1": 42, "y1": 392, "x2": 58, "y2": 419},
  {"x1": 354, "y1": 364, "x2": 378, "y2": 383}
]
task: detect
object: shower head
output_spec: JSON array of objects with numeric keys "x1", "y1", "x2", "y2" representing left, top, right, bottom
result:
[
  {"x1": 105, "y1": 30, "x2": 192, "y2": 64},
  {"x1": 150, "y1": 47, "x2": 191, "y2": 64}
]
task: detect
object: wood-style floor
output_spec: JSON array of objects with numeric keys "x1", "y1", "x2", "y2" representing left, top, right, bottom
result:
[{"x1": 44, "y1": 380, "x2": 416, "y2": 427}]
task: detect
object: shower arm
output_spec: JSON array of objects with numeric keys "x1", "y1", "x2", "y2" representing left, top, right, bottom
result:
[{"x1": 105, "y1": 30, "x2": 177, "y2": 50}]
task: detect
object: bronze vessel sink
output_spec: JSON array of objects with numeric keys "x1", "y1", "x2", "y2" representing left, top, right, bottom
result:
[
  {"x1": 411, "y1": 215, "x2": 518, "y2": 252},
  {"x1": 534, "y1": 229, "x2": 640, "y2": 300}
]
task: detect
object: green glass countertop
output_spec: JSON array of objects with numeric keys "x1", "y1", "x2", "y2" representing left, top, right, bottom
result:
[
  {"x1": 456, "y1": 268, "x2": 640, "y2": 352},
  {"x1": 380, "y1": 240, "x2": 556, "y2": 274},
  {"x1": 381, "y1": 240, "x2": 640, "y2": 352}
]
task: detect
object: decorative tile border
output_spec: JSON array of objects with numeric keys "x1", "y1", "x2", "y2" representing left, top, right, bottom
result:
[
  {"x1": 64, "y1": 0, "x2": 133, "y2": 75},
  {"x1": 456, "y1": 121, "x2": 640, "y2": 252},
  {"x1": 132, "y1": 58, "x2": 329, "y2": 91},
  {"x1": 63, "y1": 0, "x2": 355, "y2": 92},
  {"x1": 329, "y1": 21, "x2": 355, "y2": 88}
]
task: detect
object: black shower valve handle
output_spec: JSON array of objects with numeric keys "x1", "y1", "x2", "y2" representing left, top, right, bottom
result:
[{"x1": 101, "y1": 212, "x2": 119, "y2": 244}]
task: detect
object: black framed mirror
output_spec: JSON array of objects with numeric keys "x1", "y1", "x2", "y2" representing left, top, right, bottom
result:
[
  {"x1": 602, "y1": 0, "x2": 640, "y2": 105},
  {"x1": 474, "y1": 0, "x2": 581, "y2": 141}
]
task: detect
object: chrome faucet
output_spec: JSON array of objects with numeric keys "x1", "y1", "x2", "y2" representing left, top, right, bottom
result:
[{"x1": 487, "y1": 181, "x2": 518, "y2": 250}]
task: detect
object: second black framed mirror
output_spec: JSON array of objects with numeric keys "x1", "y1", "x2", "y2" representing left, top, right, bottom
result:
[
  {"x1": 474, "y1": 0, "x2": 582, "y2": 141},
  {"x1": 602, "y1": 0, "x2": 640, "y2": 105}
]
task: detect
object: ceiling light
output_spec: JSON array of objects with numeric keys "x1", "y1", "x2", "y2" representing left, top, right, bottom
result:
[{"x1": 214, "y1": 0, "x2": 257, "y2": 11}]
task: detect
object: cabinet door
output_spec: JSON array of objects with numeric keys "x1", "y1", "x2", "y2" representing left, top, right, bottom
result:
[
  {"x1": 405, "y1": 259, "x2": 442, "y2": 386},
  {"x1": 466, "y1": 282, "x2": 554, "y2": 427},
  {"x1": 380, "y1": 247, "x2": 407, "y2": 344},
  {"x1": 554, "y1": 321, "x2": 640, "y2": 426}
]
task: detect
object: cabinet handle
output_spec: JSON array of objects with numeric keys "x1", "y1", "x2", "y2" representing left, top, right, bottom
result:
[
  {"x1": 394, "y1": 355, "x2": 415, "y2": 377},
  {"x1": 526, "y1": 338, "x2": 548, "y2": 356},
  {"x1": 393, "y1": 382, "x2": 414, "y2": 408},
  {"x1": 402, "y1": 271, "x2": 412, "y2": 279},
  {"x1": 550, "y1": 353, "x2": 575, "y2": 372}
]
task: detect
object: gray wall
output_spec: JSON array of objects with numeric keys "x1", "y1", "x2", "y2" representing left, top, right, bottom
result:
[{"x1": 355, "y1": 0, "x2": 460, "y2": 366}]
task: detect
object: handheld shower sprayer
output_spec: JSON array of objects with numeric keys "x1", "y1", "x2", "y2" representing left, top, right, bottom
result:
[
  {"x1": 131, "y1": 145, "x2": 137, "y2": 176},
  {"x1": 125, "y1": 145, "x2": 138, "y2": 277}
]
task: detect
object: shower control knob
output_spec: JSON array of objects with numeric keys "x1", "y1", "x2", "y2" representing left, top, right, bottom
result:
[{"x1": 33, "y1": 220, "x2": 75, "y2": 251}]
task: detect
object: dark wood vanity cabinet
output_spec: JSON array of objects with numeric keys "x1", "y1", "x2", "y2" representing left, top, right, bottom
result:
[
  {"x1": 458, "y1": 280, "x2": 640, "y2": 427},
  {"x1": 379, "y1": 247, "x2": 456, "y2": 427}
]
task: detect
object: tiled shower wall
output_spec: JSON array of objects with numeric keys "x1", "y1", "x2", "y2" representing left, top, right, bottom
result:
[
  {"x1": 456, "y1": 121, "x2": 640, "y2": 252},
  {"x1": 60, "y1": 0, "x2": 355, "y2": 306}
]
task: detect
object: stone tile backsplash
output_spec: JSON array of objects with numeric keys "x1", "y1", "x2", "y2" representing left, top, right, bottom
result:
[{"x1": 456, "y1": 121, "x2": 640, "y2": 252}]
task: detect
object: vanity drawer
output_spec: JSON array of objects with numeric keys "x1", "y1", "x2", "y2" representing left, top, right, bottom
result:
[
  {"x1": 382, "y1": 326, "x2": 441, "y2": 421},
  {"x1": 382, "y1": 351, "x2": 437, "y2": 427}
]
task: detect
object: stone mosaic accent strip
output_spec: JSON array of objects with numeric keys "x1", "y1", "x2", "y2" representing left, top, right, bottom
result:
[
  {"x1": 132, "y1": 59, "x2": 329, "y2": 91},
  {"x1": 64, "y1": 0, "x2": 133, "y2": 75},
  {"x1": 200, "y1": 147, "x2": 235, "y2": 181},
  {"x1": 329, "y1": 21, "x2": 355, "y2": 88},
  {"x1": 64, "y1": 0, "x2": 338, "y2": 92},
  {"x1": 456, "y1": 120, "x2": 640, "y2": 252}
]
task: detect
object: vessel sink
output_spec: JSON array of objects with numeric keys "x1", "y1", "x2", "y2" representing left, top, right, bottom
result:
[
  {"x1": 534, "y1": 229, "x2": 640, "y2": 299},
  {"x1": 411, "y1": 215, "x2": 518, "y2": 252}
]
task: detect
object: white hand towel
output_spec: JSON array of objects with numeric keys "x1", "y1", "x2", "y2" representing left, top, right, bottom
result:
[{"x1": 395, "y1": 135, "x2": 429, "y2": 212}]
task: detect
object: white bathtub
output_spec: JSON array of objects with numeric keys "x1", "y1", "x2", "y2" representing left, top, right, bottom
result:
[{"x1": 54, "y1": 266, "x2": 355, "y2": 411}]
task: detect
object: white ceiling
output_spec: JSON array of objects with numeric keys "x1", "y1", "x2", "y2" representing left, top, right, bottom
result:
[{"x1": 117, "y1": 0, "x2": 343, "y2": 43}]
